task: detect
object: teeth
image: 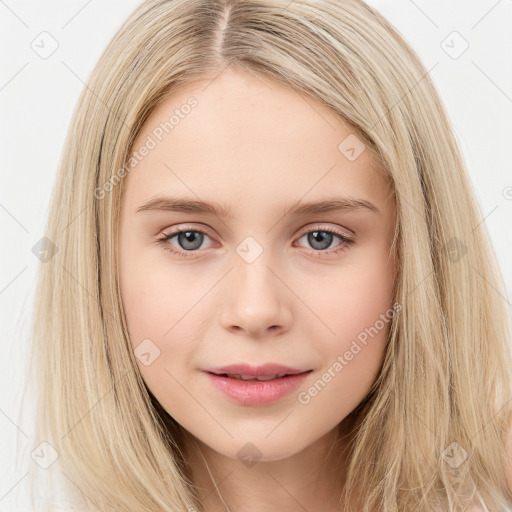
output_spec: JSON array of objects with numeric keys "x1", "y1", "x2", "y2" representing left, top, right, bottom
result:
[{"x1": 225, "y1": 373, "x2": 287, "y2": 381}]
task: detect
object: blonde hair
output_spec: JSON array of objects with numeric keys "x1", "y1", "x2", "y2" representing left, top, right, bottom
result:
[{"x1": 27, "y1": 0, "x2": 512, "y2": 510}]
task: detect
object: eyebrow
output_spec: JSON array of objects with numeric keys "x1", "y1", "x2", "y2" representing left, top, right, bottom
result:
[{"x1": 135, "y1": 195, "x2": 379, "y2": 217}]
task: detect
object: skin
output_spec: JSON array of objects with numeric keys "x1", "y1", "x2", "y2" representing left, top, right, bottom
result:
[{"x1": 118, "y1": 66, "x2": 396, "y2": 511}]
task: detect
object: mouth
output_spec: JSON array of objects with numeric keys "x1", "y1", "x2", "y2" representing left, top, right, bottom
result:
[
  {"x1": 204, "y1": 363, "x2": 312, "y2": 380},
  {"x1": 206, "y1": 371, "x2": 311, "y2": 381}
]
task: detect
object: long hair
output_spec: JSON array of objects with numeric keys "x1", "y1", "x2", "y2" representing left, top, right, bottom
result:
[{"x1": 27, "y1": 0, "x2": 512, "y2": 510}]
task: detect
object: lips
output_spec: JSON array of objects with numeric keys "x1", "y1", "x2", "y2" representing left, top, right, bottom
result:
[{"x1": 204, "y1": 367, "x2": 313, "y2": 406}]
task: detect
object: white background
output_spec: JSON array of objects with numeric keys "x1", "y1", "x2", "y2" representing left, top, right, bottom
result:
[{"x1": 0, "y1": 0, "x2": 511, "y2": 509}]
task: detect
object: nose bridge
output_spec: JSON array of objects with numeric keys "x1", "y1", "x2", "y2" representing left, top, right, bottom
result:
[
  {"x1": 220, "y1": 237, "x2": 291, "y2": 335},
  {"x1": 233, "y1": 238, "x2": 280, "y2": 308}
]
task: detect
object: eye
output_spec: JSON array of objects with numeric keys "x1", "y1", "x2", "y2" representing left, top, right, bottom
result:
[
  {"x1": 156, "y1": 225, "x2": 215, "y2": 258},
  {"x1": 156, "y1": 223, "x2": 355, "y2": 259},
  {"x1": 294, "y1": 224, "x2": 355, "y2": 258}
]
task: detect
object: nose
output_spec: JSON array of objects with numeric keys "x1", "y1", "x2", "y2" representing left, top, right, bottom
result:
[{"x1": 219, "y1": 254, "x2": 293, "y2": 338}]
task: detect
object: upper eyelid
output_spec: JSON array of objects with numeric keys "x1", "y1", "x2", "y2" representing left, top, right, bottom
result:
[
  {"x1": 301, "y1": 223, "x2": 353, "y2": 238},
  {"x1": 162, "y1": 223, "x2": 213, "y2": 238},
  {"x1": 162, "y1": 222, "x2": 353, "y2": 238}
]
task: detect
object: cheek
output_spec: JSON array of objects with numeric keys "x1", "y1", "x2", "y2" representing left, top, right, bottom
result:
[
  {"x1": 295, "y1": 260, "x2": 395, "y2": 417},
  {"x1": 119, "y1": 238, "x2": 193, "y2": 343},
  {"x1": 121, "y1": 273, "x2": 197, "y2": 367},
  {"x1": 119, "y1": 262, "x2": 200, "y2": 405},
  {"x1": 119, "y1": 249, "x2": 210, "y2": 383},
  {"x1": 120, "y1": 268, "x2": 170, "y2": 344},
  {"x1": 302, "y1": 252, "x2": 395, "y2": 376}
]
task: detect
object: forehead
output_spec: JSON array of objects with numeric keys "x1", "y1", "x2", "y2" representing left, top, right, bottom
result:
[{"x1": 122, "y1": 68, "x2": 392, "y2": 214}]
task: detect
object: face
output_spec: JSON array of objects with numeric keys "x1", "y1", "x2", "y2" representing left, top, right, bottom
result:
[{"x1": 118, "y1": 67, "x2": 396, "y2": 462}]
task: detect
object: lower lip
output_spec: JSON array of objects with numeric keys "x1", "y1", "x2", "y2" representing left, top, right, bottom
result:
[{"x1": 204, "y1": 371, "x2": 312, "y2": 406}]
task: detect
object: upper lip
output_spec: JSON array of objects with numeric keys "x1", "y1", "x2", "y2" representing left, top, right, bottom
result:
[{"x1": 204, "y1": 363, "x2": 311, "y2": 378}]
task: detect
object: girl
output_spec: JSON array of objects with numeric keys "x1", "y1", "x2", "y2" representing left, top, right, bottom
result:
[{"x1": 28, "y1": 0, "x2": 512, "y2": 510}]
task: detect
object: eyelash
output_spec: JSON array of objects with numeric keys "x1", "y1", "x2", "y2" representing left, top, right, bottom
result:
[{"x1": 156, "y1": 224, "x2": 355, "y2": 259}]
